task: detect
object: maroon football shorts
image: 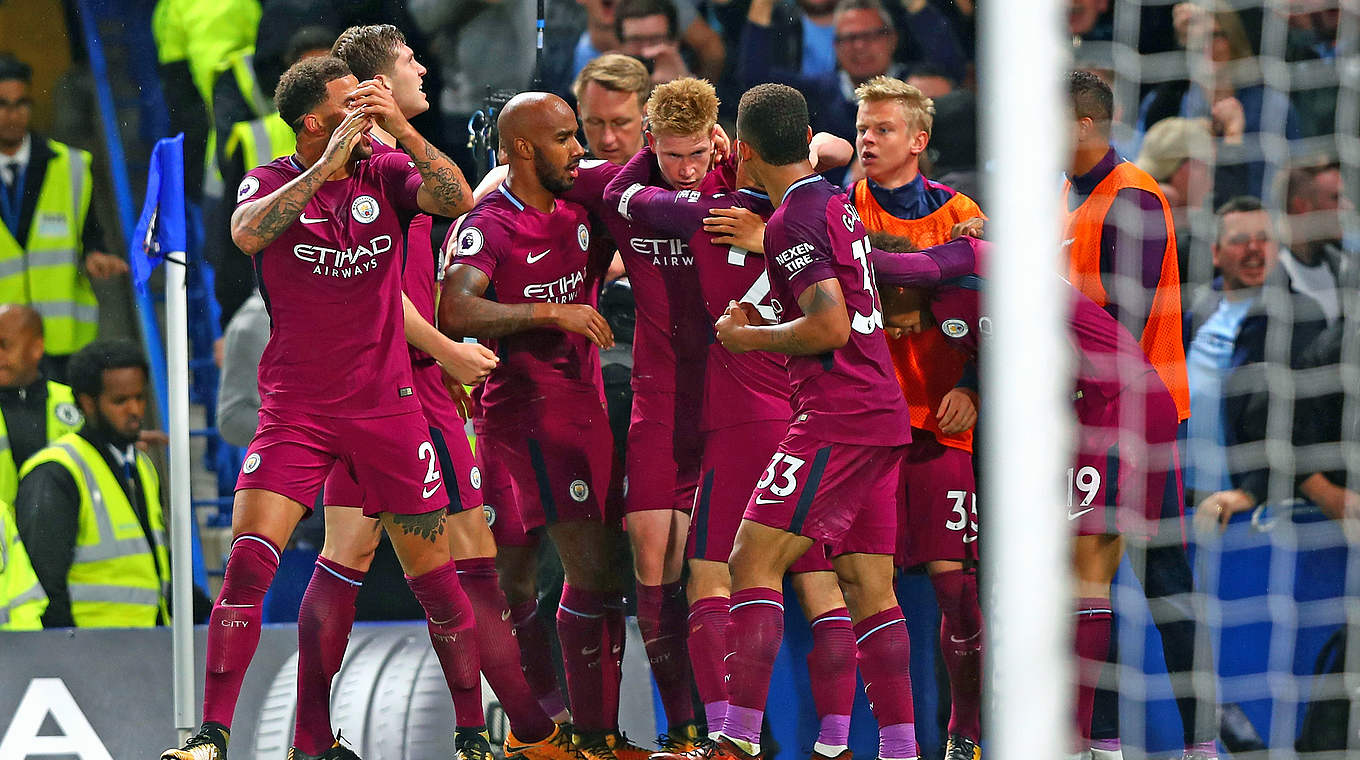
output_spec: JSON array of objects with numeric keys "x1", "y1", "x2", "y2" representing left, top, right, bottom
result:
[
  {"x1": 689, "y1": 420, "x2": 833, "y2": 572},
  {"x1": 741, "y1": 431, "x2": 905, "y2": 557},
  {"x1": 237, "y1": 406, "x2": 447, "y2": 518},
  {"x1": 1070, "y1": 385, "x2": 1180, "y2": 539},
  {"x1": 626, "y1": 390, "x2": 703, "y2": 514},
  {"x1": 896, "y1": 431, "x2": 979, "y2": 568}
]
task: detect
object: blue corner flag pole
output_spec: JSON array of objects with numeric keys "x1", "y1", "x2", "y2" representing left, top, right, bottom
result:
[{"x1": 130, "y1": 134, "x2": 199, "y2": 737}]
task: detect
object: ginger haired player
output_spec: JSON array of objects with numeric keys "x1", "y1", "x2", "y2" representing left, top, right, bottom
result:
[{"x1": 601, "y1": 77, "x2": 859, "y2": 757}]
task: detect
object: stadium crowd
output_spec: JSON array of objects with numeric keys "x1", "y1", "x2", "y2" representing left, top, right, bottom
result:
[{"x1": 0, "y1": 1, "x2": 1355, "y2": 760}]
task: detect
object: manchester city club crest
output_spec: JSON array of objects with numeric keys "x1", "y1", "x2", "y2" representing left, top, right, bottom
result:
[
  {"x1": 54, "y1": 402, "x2": 83, "y2": 427},
  {"x1": 577, "y1": 223, "x2": 590, "y2": 250},
  {"x1": 941, "y1": 319, "x2": 970, "y2": 338},
  {"x1": 483, "y1": 504, "x2": 496, "y2": 526},
  {"x1": 469, "y1": 465, "x2": 482, "y2": 490},
  {"x1": 351, "y1": 195, "x2": 380, "y2": 223},
  {"x1": 569, "y1": 479, "x2": 590, "y2": 502},
  {"x1": 243, "y1": 452, "x2": 262, "y2": 474}
]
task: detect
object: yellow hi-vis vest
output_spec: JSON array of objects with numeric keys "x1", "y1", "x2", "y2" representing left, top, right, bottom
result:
[
  {"x1": 0, "y1": 500, "x2": 47, "y2": 630},
  {"x1": 0, "y1": 381, "x2": 84, "y2": 504},
  {"x1": 225, "y1": 112, "x2": 296, "y2": 173},
  {"x1": 20, "y1": 433, "x2": 169, "y2": 628},
  {"x1": 215, "y1": 48, "x2": 273, "y2": 121},
  {"x1": 0, "y1": 139, "x2": 98, "y2": 356}
]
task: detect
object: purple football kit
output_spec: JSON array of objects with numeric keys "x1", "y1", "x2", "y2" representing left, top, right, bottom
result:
[
  {"x1": 447, "y1": 184, "x2": 613, "y2": 543},
  {"x1": 603, "y1": 148, "x2": 832, "y2": 572},
  {"x1": 234, "y1": 151, "x2": 448, "y2": 517},
  {"x1": 322, "y1": 142, "x2": 482, "y2": 516},
  {"x1": 874, "y1": 237, "x2": 1178, "y2": 537},
  {"x1": 566, "y1": 160, "x2": 719, "y2": 515},
  {"x1": 743, "y1": 175, "x2": 911, "y2": 557}
]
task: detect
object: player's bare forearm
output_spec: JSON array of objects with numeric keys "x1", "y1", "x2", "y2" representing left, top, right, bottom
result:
[
  {"x1": 439, "y1": 264, "x2": 555, "y2": 340},
  {"x1": 403, "y1": 292, "x2": 452, "y2": 355},
  {"x1": 230, "y1": 165, "x2": 328, "y2": 254},
  {"x1": 397, "y1": 128, "x2": 472, "y2": 217}
]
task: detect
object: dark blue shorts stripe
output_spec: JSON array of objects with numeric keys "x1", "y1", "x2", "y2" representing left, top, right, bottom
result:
[
  {"x1": 1104, "y1": 443, "x2": 1120, "y2": 535},
  {"x1": 693, "y1": 469, "x2": 715, "y2": 558},
  {"x1": 429, "y1": 426, "x2": 462, "y2": 513},
  {"x1": 789, "y1": 446, "x2": 832, "y2": 535},
  {"x1": 527, "y1": 438, "x2": 557, "y2": 523}
]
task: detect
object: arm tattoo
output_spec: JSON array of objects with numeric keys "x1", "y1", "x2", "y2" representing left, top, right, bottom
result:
[
  {"x1": 409, "y1": 136, "x2": 469, "y2": 215},
  {"x1": 232, "y1": 168, "x2": 328, "y2": 253},
  {"x1": 440, "y1": 264, "x2": 549, "y2": 339},
  {"x1": 753, "y1": 281, "x2": 846, "y2": 355},
  {"x1": 388, "y1": 509, "x2": 446, "y2": 543}
]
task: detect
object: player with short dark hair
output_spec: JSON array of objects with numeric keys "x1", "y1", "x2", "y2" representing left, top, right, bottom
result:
[
  {"x1": 602, "y1": 77, "x2": 859, "y2": 757},
  {"x1": 162, "y1": 55, "x2": 483, "y2": 760},
  {"x1": 439, "y1": 91, "x2": 622, "y2": 760},
  {"x1": 676, "y1": 82, "x2": 917, "y2": 760}
]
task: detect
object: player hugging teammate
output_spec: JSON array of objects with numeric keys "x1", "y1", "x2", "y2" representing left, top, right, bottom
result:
[{"x1": 163, "y1": 23, "x2": 1190, "y2": 760}]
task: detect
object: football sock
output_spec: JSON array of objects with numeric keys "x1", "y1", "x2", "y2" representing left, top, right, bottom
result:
[
  {"x1": 1075, "y1": 599, "x2": 1114, "y2": 742},
  {"x1": 854, "y1": 608, "x2": 918, "y2": 760},
  {"x1": 511, "y1": 598, "x2": 569, "y2": 721},
  {"x1": 557, "y1": 584, "x2": 608, "y2": 731},
  {"x1": 637, "y1": 582, "x2": 696, "y2": 726},
  {"x1": 807, "y1": 607, "x2": 855, "y2": 753},
  {"x1": 723, "y1": 587, "x2": 784, "y2": 745},
  {"x1": 687, "y1": 595, "x2": 731, "y2": 736},
  {"x1": 931, "y1": 569, "x2": 983, "y2": 742},
  {"x1": 406, "y1": 559, "x2": 483, "y2": 729},
  {"x1": 601, "y1": 591, "x2": 627, "y2": 727},
  {"x1": 203, "y1": 533, "x2": 281, "y2": 728},
  {"x1": 457, "y1": 558, "x2": 554, "y2": 742},
  {"x1": 293, "y1": 557, "x2": 364, "y2": 756}
]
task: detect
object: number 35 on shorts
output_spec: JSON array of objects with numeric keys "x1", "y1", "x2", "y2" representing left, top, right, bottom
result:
[{"x1": 945, "y1": 490, "x2": 979, "y2": 544}]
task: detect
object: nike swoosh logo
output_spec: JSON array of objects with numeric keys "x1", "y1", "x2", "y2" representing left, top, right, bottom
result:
[
  {"x1": 422, "y1": 484, "x2": 441, "y2": 499},
  {"x1": 300, "y1": 214, "x2": 328, "y2": 224},
  {"x1": 502, "y1": 609, "x2": 511, "y2": 621},
  {"x1": 581, "y1": 645, "x2": 601, "y2": 655},
  {"x1": 219, "y1": 602, "x2": 255, "y2": 608},
  {"x1": 527, "y1": 249, "x2": 550, "y2": 263},
  {"x1": 1068, "y1": 507, "x2": 1095, "y2": 520},
  {"x1": 1061, "y1": 237, "x2": 1076, "y2": 248},
  {"x1": 963, "y1": 534, "x2": 977, "y2": 543},
  {"x1": 754, "y1": 495, "x2": 784, "y2": 505},
  {"x1": 430, "y1": 617, "x2": 455, "y2": 626}
]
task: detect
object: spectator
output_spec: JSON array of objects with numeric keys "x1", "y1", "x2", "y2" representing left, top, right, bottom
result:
[
  {"x1": 217, "y1": 292, "x2": 269, "y2": 448},
  {"x1": 0, "y1": 495, "x2": 46, "y2": 630},
  {"x1": 1279, "y1": 160, "x2": 1354, "y2": 326},
  {"x1": 570, "y1": 0, "x2": 723, "y2": 86},
  {"x1": 615, "y1": 0, "x2": 725, "y2": 84},
  {"x1": 1285, "y1": 6, "x2": 1347, "y2": 139},
  {"x1": 0, "y1": 55, "x2": 125, "y2": 382},
  {"x1": 0, "y1": 305, "x2": 84, "y2": 505},
  {"x1": 573, "y1": 53, "x2": 651, "y2": 165},
  {"x1": 15, "y1": 339, "x2": 169, "y2": 629},
  {"x1": 1068, "y1": 0, "x2": 1112, "y2": 44},
  {"x1": 922, "y1": 89, "x2": 977, "y2": 199},
  {"x1": 1181, "y1": 197, "x2": 1326, "y2": 507},
  {"x1": 1136, "y1": 2, "x2": 1300, "y2": 200},
  {"x1": 737, "y1": 0, "x2": 963, "y2": 142},
  {"x1": 906, "y1": 62, "x2": 955, "y2": 100}
]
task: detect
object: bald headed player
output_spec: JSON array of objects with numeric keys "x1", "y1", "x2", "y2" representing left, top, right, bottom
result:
[
  {"x1": 601, "y1": 78, "x2": 859, "y2": 757},
  {"x1": 164, "y1": 56, "x2": 483, "y2": 760},
  {"x1": 439, "y1": 92, "x2": 623, "y2": 760},
  {"x1": 285, "y1": 25, "x2": 576, "y2": 760},
  {"x1": 871, "y1": 235, "x2": 1181, "y2": 756},
  {"x1": 694, "y1": 83, "x2": 917, "y2": 760},
  {"x1": 0, "y1": 305, "x2": 83, "y2": 505}
]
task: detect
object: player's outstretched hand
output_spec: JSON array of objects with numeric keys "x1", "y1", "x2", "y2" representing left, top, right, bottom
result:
[
  {"x1": 439, "y1": 341, "x2": 499, "y2": 386},
  {"x1": 936, "y1": 387, "x2": 978, "y2": 434},
  {"x1": 349, "y1": 79, "x2": 411, "y2": 138},
  {"x1": 319, "y1": 108, "x2": 374, "y2": 174},
  {"x1": 705, "y1": 207, "x2": 766, "y2": 253},
  {"x1": 715, "y1": 300, "x2": 753, "y2": 353},
  {"x1": 553, "y1": 304, "x2": 615, "y2": 348},
  {"x1": 950, "y1": 217, "x2": 985, "y2": 240},
  {"x1": 1194, "y1": 488, "x2": 1256, "y2": 534}
]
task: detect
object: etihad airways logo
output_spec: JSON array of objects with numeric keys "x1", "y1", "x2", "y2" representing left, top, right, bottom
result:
[
  {"x1": 629, "y1": 237, "x2": 693, "y2": 267},
  {"x1": 294, "y1": 234, "x2": 392, "y2": 278},
  {"x1": 524, "y1": 269, "x2": 586, "y2": 302}
]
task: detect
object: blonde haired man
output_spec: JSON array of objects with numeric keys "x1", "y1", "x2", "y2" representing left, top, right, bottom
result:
[
  {"x1": 573, "y1": 54, "x2": 651, "y2": 165},
  {"x1": 850, "y1": 74, "x2": 986, "y2": 760},
  {"x1": 607, "y1": 78, "x2": 858, "y2": 756}
]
